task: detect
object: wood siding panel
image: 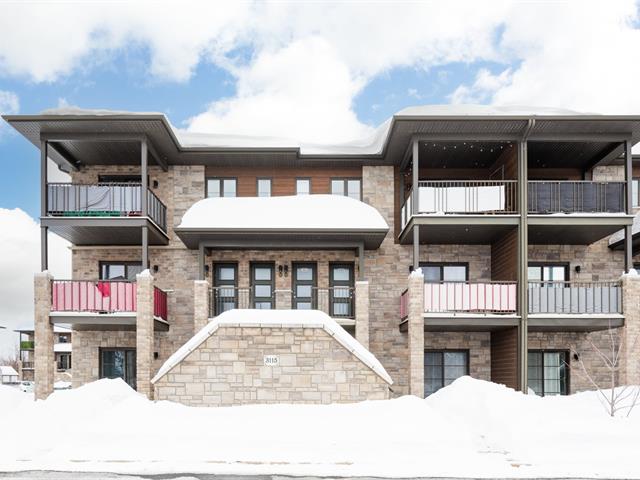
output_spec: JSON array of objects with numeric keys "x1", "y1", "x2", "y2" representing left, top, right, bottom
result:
[
  {"x1": 491, "y1": 228, "x2": 518, "y2": 281},
  {"x1": 204, "y1": 166, "x2": 362, "y2": 197},
  {"x1": 491, "y1": 327, "x2": 518, "y2": 389},
  {"x1": 489, "y1": 145, "x2": 517, "y2": 180}
]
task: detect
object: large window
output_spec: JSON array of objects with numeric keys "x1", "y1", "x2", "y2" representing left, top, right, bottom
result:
[
  {"x1": 213, "y1": 263, "x2": 238, "y2": 314},
  {"x1": 331, "y1": 178, "x2": 361, "y2": 200},
  {"x1": 420, "y1": 263, "x2": 468, "y2": 283},
  {"x1": 296, "y1": 178, "x2": 311, "y2": 195},
  {"x1": 251, "y1": 263, "x2": 275, "y2": 309},
  {"x1": 424, "y1": 350, "x2": 469, "y2": 396},
  {"x1": 207, "y1": 178, "x2": 237, "y2": 198},
  {"x1": 100, "y1": 348, "x2": 136, "y2": 390},
  {"x1": 100, "y1": 262, "x2": 144, "y2": 281},
  {"x1": 292, "y1": 263, "x2": 317, "y2": 310},
  {"x1": 257, "y1": 178, "x2": 272, "y2": 197},
  {"x1": 527, "y1": 264, "x2": 568, "y2": 284},
  {"x1": 528, "y1": 350, "x2": 569, "y2": 396},
  {"x1": 329, "y1": 263, "x2": 354, "y2": 317}
]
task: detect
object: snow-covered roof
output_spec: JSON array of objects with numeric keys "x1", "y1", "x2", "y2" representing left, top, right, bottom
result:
[
  {"x1": 0, "y1": 366, "x2": 18, "y2": 376},
  {"x1": 152, "y1": 309, "x2": 393, "y2": 385},
  {"x1": 14, "y1": 324, "x2": 72, "y2": 334},
  {"x1": 177, "y1": 194, "x2": 388, "y2": 232},
  {"x1": 54, "y1": 343, "x2": 72, "y2": 353}
]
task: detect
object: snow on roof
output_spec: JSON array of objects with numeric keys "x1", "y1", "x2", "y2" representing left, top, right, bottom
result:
[
  {"x1": 177, "y1": 194, "x2": 389, "y2": 232},
  {"x1": 14, "y1": 324, "x2": 71, "y2": 334},
  {"x1": 609, "y1": 212, "x2": 640, "y2": 246},
  {"x1": 35, "y1": 104, "x2": 602, "y2": 156},
  {"x1": 54, "y1": 343, "x2": 72, "y2": 353},
  {"x1": 0, "y1": 366, "x2": 18, "y2": 376},
  {"x1": 152, "y1": 309, "x2": 393, "y2": 385}
]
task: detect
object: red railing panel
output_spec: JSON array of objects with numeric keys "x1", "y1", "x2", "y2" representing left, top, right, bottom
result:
[
  {"x1": 51, "y1": 280, "x2": 137, "y2": 313},
  {"x1": 154, "y1": 286, "x2": 168, "y2": 320}
]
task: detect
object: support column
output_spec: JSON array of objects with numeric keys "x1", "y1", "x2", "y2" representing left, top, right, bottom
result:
[
  {"x1": 624, "y1": 139, "x2": 633, "y2": 273},
  {"x1": 141, "y1": 140, "x2": 149, "y2": 269},
  {"x1": 355, "y1": 280, "x2": 370, "y2": 349},
  {"x1": 408, "y1": 271, "x2": 424, "y2": 397},
  {"x1": 40, "y1": 140, "x2": 48, "y2": 271},
  {"x1": 34, "y1": 272, "x2": 54, "y2": 400},
  {"x1": 517, "y1": 139, "x2": 529, "y2": 393},
  {"x1": 198, "y1": 243, "x2": 205, "y2": 281},
  {"x1": 621, "y1": 274, "x2": 640, "y2": 385},
  {"x1": 136, "y1": 271, "x2": 154, "y2": 399},
  {"x1": 193, "y1": 280, "x2": 210, "y2": 332}
]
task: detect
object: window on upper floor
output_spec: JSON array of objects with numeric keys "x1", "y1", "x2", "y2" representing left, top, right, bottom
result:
[
  {"x1": 257, "y1": 178, "x2": 272, "y2": 197},
  {"x1": 206, "y1": 178, "x2": 237, "y2": 198},
  {"x1": 527, "y1": 264, "x2": 568, "y2": 284},
  {"x1": 420, "y1": 263, "x2": 468, "y2": 283},
  {"x1": 296, "y1": 178, "x2": 311, "y2": 195},
  {"x1": 633, "y1": 178, "x2": 640, "y2": 207},
  {"x1": 100, "y1": 262, "x2": 144, "y2": 281},
  {"x1": 331, "y1": 178, "x2": 361, "y2": 200}
]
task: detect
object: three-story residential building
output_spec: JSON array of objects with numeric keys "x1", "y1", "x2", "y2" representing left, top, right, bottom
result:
[{"x1": 4, "y1": 105, "x2": 640, "y2": 405}]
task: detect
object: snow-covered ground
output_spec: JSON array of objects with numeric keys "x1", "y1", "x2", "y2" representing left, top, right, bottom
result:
[{"x1": 0, "y1": 377, "x2": 638, "y2": 478}]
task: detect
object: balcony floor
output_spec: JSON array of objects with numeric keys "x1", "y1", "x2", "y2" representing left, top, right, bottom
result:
[
  {"x1": 528, "y1": 313, "x2": 624, "y2": 332},
  {"x1": 399, "y1": 215, "x2": 518, "y2": 244},
  {"x1": 50, "y1": 312, "x2": 169, "y2": 332}
]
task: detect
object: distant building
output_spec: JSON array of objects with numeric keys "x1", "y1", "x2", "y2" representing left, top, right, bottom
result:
[
  {"x1": 15, "y1": 326, "x2": 72, "y2": 382},
  {"x1": 0, "y1": 366, "x2": 19, "y2": 385}
]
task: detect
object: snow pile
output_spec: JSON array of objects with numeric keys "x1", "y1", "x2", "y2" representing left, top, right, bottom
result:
[
  {"x1": 152, "y1": 309, "x2": 392, "y2": 385},
  {"x1": 1, "y1": 376, "x2": 639, "y2": 477},
  {"x1": 177, "y1": 194, "x2": 389, "y2": 231}
]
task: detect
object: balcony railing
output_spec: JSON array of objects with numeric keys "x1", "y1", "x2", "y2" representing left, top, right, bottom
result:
[
  {"x1": 528, "y1": 181, "x2": 625, "y2": 214},
  {"x1": 528, "y1": 281, "x2": 622, "y2": 314},
  {"x1": 47, "y1": 183, "x2": 167, "y2": 231},
  {"x1": 400, "y1": 289, "x2": 409, "y2": 320},
  {"x1": 209, "y1": 286, "x2": 355, "y2": 319},
  {"x1": 21, "y1": 362, "x2": 34, "y2": 370},
  {"x1": 20, "y1": 341, "x2": 34, "y2": 350},
  {"x1": 52, "y1": 280, "x2": 137, "y2": 313},
  {"x1": 153, "y1": 286, "x2": 168, "y2": 321},
  {"x1": 424, "y1": 281, "x2": 517, "y2": 314}
]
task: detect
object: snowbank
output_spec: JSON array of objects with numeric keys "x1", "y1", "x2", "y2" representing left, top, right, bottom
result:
[
  {"x1": 152, "y1": 309, "x2": 392, "y2": 385},
  {"x1": 1, "y1": 376, "x2": 639, "y2": 477},
  {"x1": 177, "y1": 194, "x2": 389, "y2": 231}
]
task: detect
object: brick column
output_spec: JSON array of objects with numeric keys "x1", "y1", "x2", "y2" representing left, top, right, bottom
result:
[
  {"x1": 194, "y1": 280, "x2": 210, "y2": 332},
  {"x1": 355, "y1": 280, "x2": 370, "y2": 349},
  {"x1": 621, "y1": 274, "x2": 640, "y2": 385},
  {"x1": 136, "y1": 271, "x2": 154, "y2": 399},
  {"x1": 408, "y1": 272, "x2": 424, "y2": 397},
  {"x1": 276, "y1": 290, "x2": 292, "y2": 309},
  {"x1": 34, "y1": 272, "x2": 54, "y2": 400}
]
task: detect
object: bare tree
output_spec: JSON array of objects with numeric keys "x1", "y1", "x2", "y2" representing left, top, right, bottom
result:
[
  {"x1": 570, "y1": 323, "x2": 639, "y2": 417},
  {"x1": 0, "y1": 344, "x2": 20, "y2": 372}
]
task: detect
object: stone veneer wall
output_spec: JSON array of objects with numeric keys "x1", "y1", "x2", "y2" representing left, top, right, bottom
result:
[
  {"x1": 424, "y1": 332, "x2": 491, "y2": 381},
  {"x1": 154, "y1": 326, "x2": 390, "y2": 406},
  {"x1": 72, "y1": 330, "x2": 136, "y2": 387}
]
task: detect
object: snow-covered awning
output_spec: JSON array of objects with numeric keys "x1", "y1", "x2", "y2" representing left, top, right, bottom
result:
[{"x1": 175, "y1": 194, "x2": 389, "y2": 250}]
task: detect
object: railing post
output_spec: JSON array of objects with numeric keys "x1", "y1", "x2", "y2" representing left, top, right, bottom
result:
[
  {"x1": 34, "y1": 272, "x2": 54, "y2": 400},
  {"x1": 408, "y1": 271, "x2": 424, "y2": 397},
  {"x1": 194, "y1": 280, "x2": 209, "y2": 332},
  {"x1": 355, "y1": 280, "x2": 369, "y2": 349},
  {"x1": 136, "y1": 271, "x2": 154, "y2": 399}
]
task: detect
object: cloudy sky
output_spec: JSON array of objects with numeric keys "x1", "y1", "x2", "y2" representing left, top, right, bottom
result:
[{"x1": 0, "y1": 0, "x2": 639, "y2": 355}]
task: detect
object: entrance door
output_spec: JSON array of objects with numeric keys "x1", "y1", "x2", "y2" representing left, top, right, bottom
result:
[
  {"x1": 329, "y1": 263, "x2": 354, "y2": 317},
  {"x1": 213, "y1": 263, "x2": 238, "y2": 315},
  {"x1": 251, "y1": 263, "x2": 275, "y2": 309},
  {"x1": 100, "y1": 348, "x2": 136, "y2": 390},
  {"x1": 292, "y1": 263, "x2": 317, "y2": 310}
]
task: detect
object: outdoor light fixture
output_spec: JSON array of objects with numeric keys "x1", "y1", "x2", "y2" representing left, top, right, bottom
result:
[
  {"x1": 153, "y1": 265, "x2": 159, "y2": 273},
  {"x1": 575, "y1": 265, "x2": 581, "y2": 273},
  {"x1": 278, "y1": 265, "x2": 284, "y2": 277},
  {"x1": 204, "y1": 265, "x2": 210, "y2": 277},
  {"x1": 153, "y1": 180, "x2": 159, "y2": 188},
  {"x1": 284, "y1": 265, "x2": 289, "y2": 277}
]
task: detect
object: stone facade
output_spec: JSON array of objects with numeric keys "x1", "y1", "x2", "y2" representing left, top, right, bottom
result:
[
  {"x1": 72, "y1": 330, "x2": 136, "y2": 388},
  {"x1": 154, "y1": 325, "x2": 390, "y2": 406},
  {"x1": 34, "y1": 272, "x2": 54, "y2": 400},
  {"x1": 424, "y1": 332, "x2": 492, "y2": 382},
  {"x1": 136, "y1": 272, "x2": 155, "y2": 398}
]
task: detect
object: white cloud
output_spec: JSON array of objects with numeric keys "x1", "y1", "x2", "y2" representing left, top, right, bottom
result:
[
  {"x1": 0, "y1": 90, "x2": 18, "y2": 114},
  {"x1": 0, "y1": 209, "x2": 70, "y2": 356},
  {"x1": 449, "y1": 68, "x2": 513, "y2": 104}
]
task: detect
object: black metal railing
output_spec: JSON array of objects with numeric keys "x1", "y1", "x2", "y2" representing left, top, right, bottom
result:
[
  {"x1": 292, "y1": 287, "x2": 355, "y2": 319},
  {"x1": 47, "y1": 183, "x2": 167, "y2": 232},
  {"x1": 528, "y1": 281, "x2": 622, "y2": 314},
  {"x1": 528, "y1": 181, "x2": 625, "y2": 214}
]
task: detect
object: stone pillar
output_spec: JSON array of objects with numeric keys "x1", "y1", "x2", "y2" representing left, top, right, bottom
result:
[
  {"x1": 34, "y1": 272, "x2": 54, "y2": 400},
  {"x1": 621, "y1": 274, "x2": 640, "y2": 385},
  {"x1": 276, "y1": 290, "x2": 292, "y2": 309},
  {"x1": 194, "y1": 280, "x2": 210, "y2": 332},
  {"x1": 136, "y1": 271, "x2": 154, "y2": 399},
  {"x1": 408, "y1": 271, "x2": 425, "y2": 397},
  {"x1": 355, "y1": 280, "x2": 370, "y2": 349}
]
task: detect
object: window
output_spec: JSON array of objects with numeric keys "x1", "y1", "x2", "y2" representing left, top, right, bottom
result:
[
  {"x1": 100, "y1": 262, "x2": 144, "y2": 281},
  {"x1": 424, "y1": 350, "x2": 469, "y2": 396},
  {"x1": 296, "y1": 178, "x2": 311, "y2": 195},
  {"x1": 100, "y1": 348, "x2": 136, "y2": 390},
  {"x1": 331, "y1": 178, "x2": 361, "y2": 200},
  {"x1": 329, "y1": 263, "x2": 354, "y2": 317},
  {"x1": 420, "y1": 263, "x2": 468, "y2": 283},
  {"x1": 257, "y1": 178, "x2": 272, "y2": 197},
  {"x1": 213, "y1": 263, "x2": 238, "y2": 315},
  {"x1": 56, "y1": 353, "x2": 71, "y2": 371},
  {"x1": 633, "y1": 178, "x2": 640, "y2": 208},
  {"x1": 251, "y1": 263, "x2": 274, "y2": 309},
  {"x1": 206, "y1": 178, "x2": 237, "y2": 198},
  {"x1": 527, "y1": 264, "x2": 568, "y2": 284},
  {"x1": 528, "y1": 350, "x2": 569, "y2": 396},
  {"x1": 293, "y1": 263, "x2": 316, "y2": 310}
]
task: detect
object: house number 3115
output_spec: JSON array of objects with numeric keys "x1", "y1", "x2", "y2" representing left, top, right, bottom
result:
[{"x1": 263, "y1": 355, "x2": 280, "y2": 366}]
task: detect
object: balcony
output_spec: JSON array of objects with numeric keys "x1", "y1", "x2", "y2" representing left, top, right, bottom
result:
[
  {"x1": 20, "y1": 340, "x2": 34, "y2": 350},
  {"x1": 528, "y1": 280, "x2": 624, "y2": 331},
  {"x1": 50, "y1": 280, "x2": 168, "y2": 330},
  {"x1": 42, "y1": 183, "x2": 169, "y2": 245},
  {"x1": 209, "y1": 286, "x2": 355, "y2": 324}
]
